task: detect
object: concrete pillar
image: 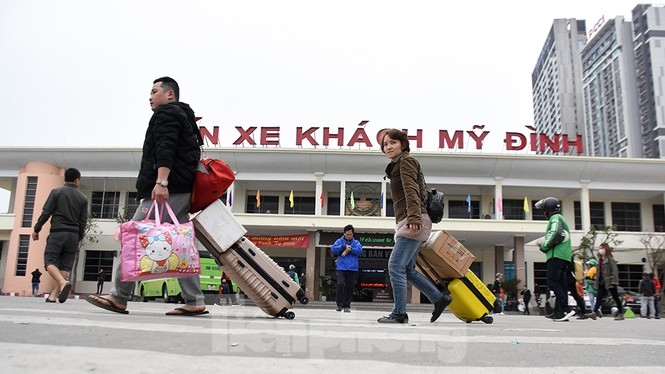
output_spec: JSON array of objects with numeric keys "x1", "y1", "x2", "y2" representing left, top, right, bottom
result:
[
  {"x1": 514, "y1": 236, "x2": 525, "y2": 287},
  {"x1": 340, "y1": 181, "x2": 346, "y2": 216},
  {"x1": 306, "y1": 231, "x2": 320, "y2": 301},
  {"x1": 495, "y1": 244, "x2": 505, "y2": 275},
  {"x1": 580, "y1": 180, "x2": 590, "y2": 232},
  {"x1": 314, "y1": 172, "x2": 324, "y2": 216},
  {"x1": 495, "y1": 177, "x2": 503, "y2": 220}
]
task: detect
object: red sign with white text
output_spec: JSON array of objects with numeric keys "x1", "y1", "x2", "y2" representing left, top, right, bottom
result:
[{"x1": 245, "y1": 235, "x2": 310, "y2": 248}]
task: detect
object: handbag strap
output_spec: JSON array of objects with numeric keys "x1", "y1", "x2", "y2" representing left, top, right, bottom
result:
[{"x1": 147, "y1": 200, "x2": 181, "y2": 227}]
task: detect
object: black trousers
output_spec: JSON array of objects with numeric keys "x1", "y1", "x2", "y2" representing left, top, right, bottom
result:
[
  {"x1": 546, "y1": 258, "x2": 569, "y2": 316},
  {"x1": 594, "y1": 286, "x2": 623, "y2": 315},
  {"x1": 335, "y1": 270, "x2": 357, "y2": 308}
]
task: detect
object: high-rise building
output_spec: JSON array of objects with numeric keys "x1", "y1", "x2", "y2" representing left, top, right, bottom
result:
[
  {"x1": 581, "y1": 16, "x2": 642, "y2": 158},
  {"x1": 532, "y1": 19, "x2": 588, "y2": 155},
  {"x1": 632, "y1": 4, "x2": 665, "y2": 158}
]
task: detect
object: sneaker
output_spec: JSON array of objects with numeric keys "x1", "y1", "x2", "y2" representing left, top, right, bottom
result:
[
  {"x1": 553, "y1": 313, "x2": 569, "y2": 322},
  {"x1": 344, "y1": 308, "x2": 351, "y2": 313},
  {"x1": 430, "y1": 294, "x2": 452, "y2": 323},
  {"x1": 594, "y1": 310, "x2": 602, "y2": 318},
  {"x1": 585, "y1": 313, "x2": 597, "y2": 320},
  {"x1": 336, "y1": 307, "x2": 342, "y2": 312},
  {"x1": 576, "y1": 314, "x2": 588, "y2": 320},
  {"x1": 377, "y1": 313, "x2": 409, "y2": 324},
  {"x1": 655, "y1": 316, "x2": 660, "y2": 319},
  {"x1": 647, "y1": 316, "x2": 652, "y2": 319},
  {"x1": 499, "y1": 312, "x2": 505, "y2": 315},
  {"x1": 214, "y1": 303, "x2": 223, "y2": 307},
  {"x1": 545, "y1": 313, "x2": 556, "y2": 319},
  {"x1": 615, "y1": 313, "x2": 625, "y2": 321}
]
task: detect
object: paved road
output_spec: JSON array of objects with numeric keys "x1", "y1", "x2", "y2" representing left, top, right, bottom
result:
[{"x1": 0, "y1": 295, "x2": 662, "y2": 373}]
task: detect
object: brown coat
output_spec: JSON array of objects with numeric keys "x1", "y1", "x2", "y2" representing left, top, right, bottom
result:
[{"x1": 385, "y1": 152, "x2": 431, "y2": 241}]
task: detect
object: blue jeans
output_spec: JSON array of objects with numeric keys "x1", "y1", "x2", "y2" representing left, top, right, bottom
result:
[
  {"x1": 494, "y1": 293, "x2": 504, "y2": 312},
  {"x1": 388, "y1": 236, "x2": 443, "y2": 316}
]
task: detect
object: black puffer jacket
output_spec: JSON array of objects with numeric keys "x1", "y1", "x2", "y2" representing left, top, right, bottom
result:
[{"x1": 136, "y1": 102, "x2": 202, "y2": 199}]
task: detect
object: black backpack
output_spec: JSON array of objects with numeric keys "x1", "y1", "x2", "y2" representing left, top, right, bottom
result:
[{"x1": 424, "y1": 188, "x2": 445, "y2": 224}]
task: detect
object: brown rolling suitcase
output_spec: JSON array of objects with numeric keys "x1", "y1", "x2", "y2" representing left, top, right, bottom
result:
[
  {"x1": 216, "y1": 237, "x2": 308, "y2": 319},
  {"x1": 192, "y1": 201, "x2": 308, "y2": 319}
]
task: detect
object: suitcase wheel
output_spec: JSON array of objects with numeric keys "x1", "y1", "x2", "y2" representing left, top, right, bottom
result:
[
  {"x1": 285, "y1": 311, "x2": 296, "y2": 320},
  {"x1": 299, "y1": 296, "x2": 309, "y2": 305},
  {"x1": 481, "y1": 315, "x2": 493, "y2": 324}
]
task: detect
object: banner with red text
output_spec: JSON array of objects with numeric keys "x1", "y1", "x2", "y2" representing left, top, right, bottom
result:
[{"x1": 245, "y1": 235, "x2": 310, "y2": 248}]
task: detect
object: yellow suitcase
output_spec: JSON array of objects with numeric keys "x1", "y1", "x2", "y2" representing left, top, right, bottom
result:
[{"x1": 447, "y1": 269, "x2": 499, "y2": 324}]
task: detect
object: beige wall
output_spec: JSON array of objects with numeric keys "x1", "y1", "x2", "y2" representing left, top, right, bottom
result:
[{"x1": 2, "y1": 162, "x2": 65, "y2": 295}]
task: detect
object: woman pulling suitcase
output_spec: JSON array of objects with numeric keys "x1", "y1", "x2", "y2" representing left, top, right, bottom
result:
[{"x1": 377, "y1": 129, "x2": 452, "y2": 324}]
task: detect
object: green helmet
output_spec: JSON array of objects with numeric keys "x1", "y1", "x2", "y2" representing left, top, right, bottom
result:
[{"x1": 586, "y1": 259, "x2": 597, "y2": 266}]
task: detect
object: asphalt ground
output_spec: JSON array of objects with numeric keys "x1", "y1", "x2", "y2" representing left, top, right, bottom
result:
[{"x1": 1, "y1": 295, "x2": 663, "y2": 374}]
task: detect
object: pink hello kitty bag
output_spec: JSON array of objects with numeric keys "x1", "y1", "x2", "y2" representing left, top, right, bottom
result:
[{"x1": 120, "y1": 201, "x2": 200, "y2": 282}]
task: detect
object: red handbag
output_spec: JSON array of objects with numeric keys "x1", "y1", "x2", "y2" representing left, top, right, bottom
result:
[{"x1": 190, "y1": 157, "x2": 235, "y2": 213}]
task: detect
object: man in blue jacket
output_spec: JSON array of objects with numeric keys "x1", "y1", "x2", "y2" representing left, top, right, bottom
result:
[{"x1": 331, "y1": 224, "x2": 363, "y2": 312}]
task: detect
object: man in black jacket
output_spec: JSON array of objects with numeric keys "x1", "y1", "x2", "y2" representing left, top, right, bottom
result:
[{"x1": 86, "y1": 77, "x2": 207, "y2": 316}]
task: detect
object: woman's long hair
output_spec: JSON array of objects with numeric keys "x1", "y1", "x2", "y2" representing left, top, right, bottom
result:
[{"x1": 599, "y1": 242, "x2": 613, "y2": 257}]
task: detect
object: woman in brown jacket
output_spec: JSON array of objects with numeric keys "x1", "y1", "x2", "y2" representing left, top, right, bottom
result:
[{"x1": 377, "y1": 129, "x2": 452, "y2": 324}]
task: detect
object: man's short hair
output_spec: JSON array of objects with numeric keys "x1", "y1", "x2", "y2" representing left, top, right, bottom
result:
[
  {"x1": 343, "y1": 224, "x2": 354, "y2": 233},
  {"x1": 153, "y1": 76, "x2": 180, "y2": 101},
  {"x1": 64, "y1": 168, "x2": 81, "y2": 182}
]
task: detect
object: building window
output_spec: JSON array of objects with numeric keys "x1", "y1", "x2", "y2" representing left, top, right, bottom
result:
[
  {"x1": 327, "y1": 196, "x2": 340, "y2": 216},
  {"x1": 22, "y1": 177, "x2": 38, "y2": 228},
  {"x1": 83, "y1": 251, "x2": 115, "y2": 281},
  {"x1": 531, "y1": 200, "x2": 548, "y2": 221},
  {"x1": 91, "y1": 191, "x2": 120, "y2": 219},
  {"x1": 448, "y1": 200, "x2": 479, "y2": 219},
  {"x1": 284, "y1": 196, "x2": 315, "y2": 215},
  {"x1": 247, "y1": 195, "x2": 279, "y2": 214},
  {"x1": 654, "y1": 204, "x2": 664, "y2": 232},
  {"x1": 574, "y1": 201, "x2": 605, "y2": 230},
  {"x1": 386, "y1": 198, "x2": 394, "y2": 217},
  {"x1": 15, "y1": 234, "x2": 30, "y2": 276},
  {"x1": 121, "y1": 192, "x2": 140, "y2": 221},
  {"x1": 533, "y1": 262, "x2": 548, "y2": 296},
  {"x1": 618, "y1": 264, "x2": 645, "y2": 293},
  {"x1": 503, "y1": 199, "x2": 526, "y2": 220},
  {"x1": 611, "y1": 202, "x2": 641, "y2": 232}
]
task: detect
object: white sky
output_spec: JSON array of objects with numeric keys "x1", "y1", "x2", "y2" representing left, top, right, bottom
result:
[{"x1": 0, "y1": 0, "x2": 639, "y2": 211}]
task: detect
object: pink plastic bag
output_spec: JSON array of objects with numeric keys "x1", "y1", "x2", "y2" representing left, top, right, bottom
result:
[{"x1": 120, "y1": 201, "x2": 200, "y2": 282}]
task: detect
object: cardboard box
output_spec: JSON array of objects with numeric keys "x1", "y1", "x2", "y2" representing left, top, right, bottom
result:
[
  {"x1": 417, "y1": 230, "x2": 475, "y2": 280},
  {"x1": 192, "y1": 200, "x2": 247, "y2": 254}
]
